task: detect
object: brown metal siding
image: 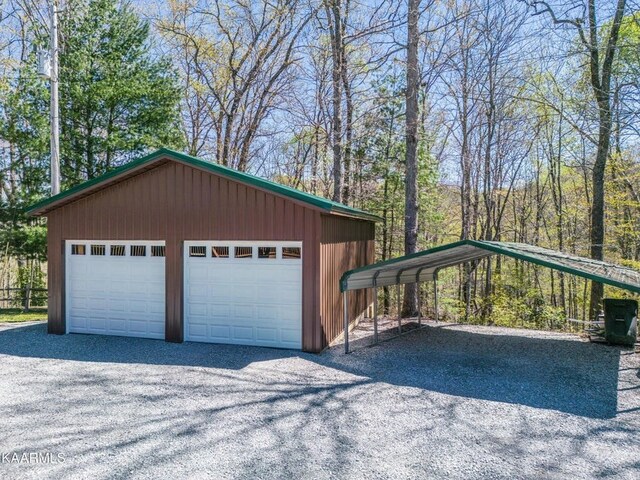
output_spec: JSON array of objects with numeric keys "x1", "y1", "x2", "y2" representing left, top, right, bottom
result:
[
  {"x1": 320, "y1": 215, "x2": 375, "y2": 346},
  {"x1": 46, "y1": 159, "x2": 324, "y2": 351}
]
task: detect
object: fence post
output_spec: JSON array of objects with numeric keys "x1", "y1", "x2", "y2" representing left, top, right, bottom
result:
[
  {"x1": 23, "y1": 285, "x2": 31, "y2": 312},
  {"x1": 23, "y1": 261, "x2": 35, "y2": 312}
]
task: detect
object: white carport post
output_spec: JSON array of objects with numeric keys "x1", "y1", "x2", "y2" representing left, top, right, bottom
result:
[
  {"x1": 416, "y1": 267, "x2": 426, "y2": 327},
  {"x1": 373, "y1": 286, "x2": 379, "y2": 344},
  {"x1": 433, "y1": 273, "x2": 439, "y2": 322},
  {"x1": 373, "y1": 271, "x2": 380, "y2": 344},
  {"x1": 396, "y1": 284, "x2": 402, "y2": 334},
  {"x1": 343, "y1": 292, "x2": 349, "y2": 354},
  {"x1": 417, "y1": 285, "x2": 421, "y2": 326}
]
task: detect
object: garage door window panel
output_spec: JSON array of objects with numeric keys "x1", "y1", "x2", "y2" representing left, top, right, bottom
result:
[
  {"x1": 71, "y1": 244, "x2": 86, "y2": 255},
  {"x1": 211, "y1": 246, "x2": 229, "y2": 258},
  {"x1": 130, "y1": 245, "x2": 147, "y2": 257},
  {"x1": 91, "y1": 245, "x2": 106, "y2": 256},
  {"x1": 282, "y1": 247, "x2": 301, "y2": 259},
  {"x1": 190, "y1": 246, "x2": 206, "y2": 257},
  {"x1": 234, "y1": 247, "x2": 253, "y2": 259},
  {"x1": 258, "y1": 247, "x2": 276, "y2": 259}
]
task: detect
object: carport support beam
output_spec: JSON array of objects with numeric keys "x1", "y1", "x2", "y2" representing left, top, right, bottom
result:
[
  {"x1": 417, "y1": 284, "x2": 421, "y2": 327},
  {"x1": 416, "y1": 268, "x2": 425, "y2": 327},
  {"x1": 397, "y1": 284, "x2": 401, "y2": 334},
  {"x1": 434, "y1": 277, "x2": 439, "y2": 322},
  {"x1": 343, "y1": 293, "x2": 349, "y2": 354},
  {"x1": 373, "y1": 286, "x2": 379, "y2": 344}
]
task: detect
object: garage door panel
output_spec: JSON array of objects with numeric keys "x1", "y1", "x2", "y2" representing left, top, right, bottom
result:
[
  {"x1": 110, "y1": 281, "x2": 129, "y2": 294},
  {"x1": 256, "y1": 327, "x2": 277, "y2": 342},
  {"x1": 189, "y1": 302, "x2": 207, "y2": 316},
  {"x1": 128, "y1": 319, "x2": 148, "y2": 333},
  {"x1": 128, "y1": 283, "x2": 148, "y2": 296},
  {"x1": 281, "y1": 328, "x2": 300, "y2": 343},
  {"x1": 232, "y1": 326, "x2": 254, "y2": 340},
  {"x1": 185, "y1": 241, "x2": 302, "y2": 349},
  {"x1": 111, "y1": 264, "x2": 129, "y2": 277},
  {"x1": 190, "y1": 289, "x2": 209, "y2": 301},
  {"x1": 233, "y1": 304, "x2": 255, "y2": 320},
  {"x1": 211, "y1": 285, "x2": 236, "y2": 298},
  {"x1": 148, "y1": 321, "x2": 164, "y2": 335},
  {"x1": 110, "y1": 305, "x2": 131, "y2": 317},
  {"x1": 89, "y1": 298, "x2": 108, "y2": 311},
  {"x1": 66, "y1": 241, "x2": 165, "y2": 340},
  {"x1": 88, "y1": 318, "x2": 107, "y2": 331},
  {"x1": 68, "y1": 316, "x2": 87, "y2": 330},
  {"x1": 208, "y1": 324, "x2": 230, "y2": 340},
  {"x1": 207, "y1": 270, "x2": 230, "y2": 282},
  {"x1": 148, "y1": 290, "x2": 164, "y2": 301},
  {"x1": 147, "y1": 281, "x2": 164, "y2": 292},
  {"x1": 69, "y1": 295, "x2": 88, "y2": 309},
  {"x1": 258, "y1": 305, "x2": 279, "y2": 320},
  {"x1": 129, "y1": 300, "x2": 147, "y2": 313},
  {"x1": 187, "y1": 323, "x2": 207, "y2": 338}
]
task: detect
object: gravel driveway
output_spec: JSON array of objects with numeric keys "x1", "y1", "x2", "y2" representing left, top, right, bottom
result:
[{"x1": 0, "y1": 320, "x2": 638, "y2": 479}]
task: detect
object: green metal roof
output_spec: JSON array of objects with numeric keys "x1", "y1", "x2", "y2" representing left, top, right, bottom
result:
[
  {"x1": 340, "y1": 240, "x2": 640, "y2": 294},
  {"x1": 26, "y1": 148, "x2": 381, "y2": 221}
]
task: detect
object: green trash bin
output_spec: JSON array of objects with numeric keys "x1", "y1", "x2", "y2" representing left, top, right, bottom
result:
[{"x1": 603, "y1": 298, "x2": 638, "y2": 347}]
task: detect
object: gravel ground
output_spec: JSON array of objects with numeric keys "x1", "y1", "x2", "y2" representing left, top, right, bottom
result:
[{"x1": 0, "y1": 320, "x2": 638, "y2": 480}]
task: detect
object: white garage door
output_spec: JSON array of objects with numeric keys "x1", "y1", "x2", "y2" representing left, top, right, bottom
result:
[
  {"x1": 184, "y1": 241, "x2": 302, "y2": 349},
  {"x1": 65, "y1": 241, "x2": 166, "y2": 339}
]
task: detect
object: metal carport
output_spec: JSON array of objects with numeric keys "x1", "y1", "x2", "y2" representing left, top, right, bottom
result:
[{"x1": 339, "y1": 240, "x2": 640, "y2": 353}]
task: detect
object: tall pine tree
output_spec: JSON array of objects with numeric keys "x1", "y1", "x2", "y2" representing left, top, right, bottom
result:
[{"x1": 58, "y1": 0, "x2": 184, "y2": 185}]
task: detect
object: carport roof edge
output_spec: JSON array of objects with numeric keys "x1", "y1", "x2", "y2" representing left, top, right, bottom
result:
[
  {"x1": 340, "y1": 240, "x2": 640, "y2": 294},
  {"x1": 26, "y1": 148, "x2": 382, "y2": 222}
]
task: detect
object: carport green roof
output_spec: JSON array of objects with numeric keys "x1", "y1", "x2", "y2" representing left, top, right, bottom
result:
[
  {"x1": 340, "y1": 240, "x2": 640, "y2": 293},
  {"x1": 27, "y1": 148, "x2": 381, "y2": 222}
]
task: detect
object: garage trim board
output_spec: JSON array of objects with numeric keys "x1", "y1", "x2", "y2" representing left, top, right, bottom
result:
[
  {"x1": 65, "y1": 240, "x2": 166, "y2": 339},
  {"x1": 184, "y1": 241, "x2": 303, "y2": 349}
]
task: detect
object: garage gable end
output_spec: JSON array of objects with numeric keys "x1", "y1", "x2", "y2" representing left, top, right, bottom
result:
[{"x1": 27, "y1": 148, "x2": 380, "y2": 222}]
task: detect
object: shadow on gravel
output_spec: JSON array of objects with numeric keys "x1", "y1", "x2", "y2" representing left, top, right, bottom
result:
[
  {"x1": 0, "y1": 323, "x2": 301, "y2": 370},
  {"x1": 316, "y1": 324, "x2": 627, "y2": 419},
  {"x1": 0, "y1": 321, "x2": 630, "y2": 419}
]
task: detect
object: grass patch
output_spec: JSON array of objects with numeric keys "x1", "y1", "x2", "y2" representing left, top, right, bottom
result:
[{"x1": 0, "y1": 308, "x2": 47, "y2": 323}]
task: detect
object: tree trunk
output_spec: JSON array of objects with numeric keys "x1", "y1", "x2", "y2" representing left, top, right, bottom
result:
[
  {"x1": 587, "y1": 0, "x2": 626, "y2": 320},
  {"x1": 326, "y1": 0, "x2": 344, "y2": 202},
  {"x1": 588, "y1": 106, "x2": 611, "y2": 319},
  {"x1": 402, "y1": 0, "x2": 420, "y2": 317},
  {"x1": 341, "y1": 61, "x2": 353, "y2": 204}
]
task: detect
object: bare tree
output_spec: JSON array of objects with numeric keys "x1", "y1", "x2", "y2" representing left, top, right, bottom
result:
[
  {"x1": 158, "y1": 0, "x2": 314, "y2": 170},
  {"x1": 401, "y1": 0, "x2": 420, "y2": 316},
  {"x1": 322, "y1": 0, "x2": 345, "y2": 201},
  {"x1": 524, "y1": 0, "x2": 628, "y2": 319}
]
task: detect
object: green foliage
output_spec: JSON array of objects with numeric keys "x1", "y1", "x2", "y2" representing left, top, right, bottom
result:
[
  {"x1": 58, "y1": 0, "x2": 185, "y2": 185},
  {"x1": 356, "y1": 71, "x2": 442, "y2": 260},
  {"x1": 479, "y1": 287, "x2": 567, "y2": 330},
  {"x1": 0, "y1": 223, "x2": 46, "y2": 261},
  {"x1": 607, "y1": 13, "x2": 640, "y2": 79}
]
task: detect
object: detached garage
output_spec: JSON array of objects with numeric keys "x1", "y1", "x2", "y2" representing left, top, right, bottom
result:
[{"x1": 28, "y1": 148, "x2": 377, "y2": 352}]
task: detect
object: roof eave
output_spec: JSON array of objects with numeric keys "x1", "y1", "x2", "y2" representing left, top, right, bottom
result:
[
  {"x1": 26, "y1": 149, "x2": 166, "y2": 216},
  {"x1": 328, "y1": 206, "x2": 383, "y2": 222}
]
